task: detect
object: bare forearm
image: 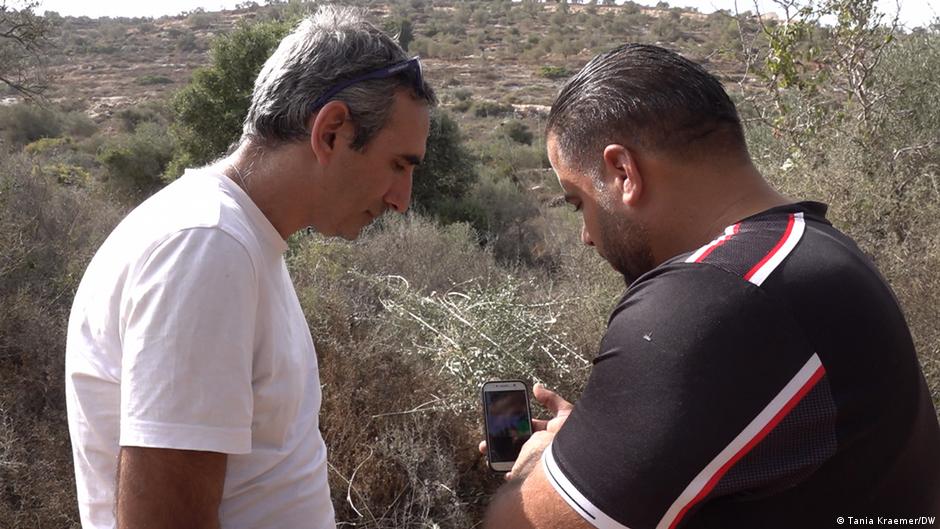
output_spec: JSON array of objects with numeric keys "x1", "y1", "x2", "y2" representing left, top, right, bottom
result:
[
  {"x1": 484, "y1": 478, "x2": 525, "y2": 529},
  {"x1": 483, "y1": 434, "x2": 550, "y2": 529},
  {"x1": 117, "y1": 447, "x2": 226, "y2": 529},
  {"x1": 484, "y1": 450, "x2": 591, "y2": 529}
]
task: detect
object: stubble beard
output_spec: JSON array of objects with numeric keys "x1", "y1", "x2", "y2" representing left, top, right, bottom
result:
[{"x1": 595, "y1": 197, "x2": 655, "y2": 286}]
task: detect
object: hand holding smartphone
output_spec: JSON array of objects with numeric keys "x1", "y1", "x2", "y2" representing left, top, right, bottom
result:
[{"x1": 481, "y1": 380, "x2": 533, "y2": 472}]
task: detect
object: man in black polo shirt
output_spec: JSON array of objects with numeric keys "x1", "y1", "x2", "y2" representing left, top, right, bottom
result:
[{"x1": 483, "y1": 44, "x2": 940, "y2": 528}]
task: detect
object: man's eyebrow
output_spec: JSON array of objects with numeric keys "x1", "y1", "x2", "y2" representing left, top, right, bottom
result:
[{"x1": 400, "y1": 154, "x2": 422, "y2": 166}]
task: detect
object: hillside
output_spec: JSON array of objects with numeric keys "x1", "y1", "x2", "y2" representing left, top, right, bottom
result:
[{"x1": 27, "y1": 1, "x2": 762, "y2": 126}]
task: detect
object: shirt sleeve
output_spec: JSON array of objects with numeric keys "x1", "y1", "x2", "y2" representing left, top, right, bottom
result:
[
  {"x1": 545, "y1": 263, "x2": 837, "y2": 529},
  {"x1": 119, "y1": 227, "x2": 258, "y2": 454}
]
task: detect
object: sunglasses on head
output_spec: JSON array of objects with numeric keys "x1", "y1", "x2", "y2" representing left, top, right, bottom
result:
[{"x1": 309, "y1": 56, "x2": 425, "y2": 112}]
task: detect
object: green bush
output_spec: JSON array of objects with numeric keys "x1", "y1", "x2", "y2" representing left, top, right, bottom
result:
[
  {"x1": 474, "y1": 135, "x2": 549, "y2": 180},
  {"x1": 473, "y1": 100, "x2": 514, "y2": 117},
  {"x1": 452, "y1": 88, "x2": 473, "y2": 101},
  {"x1": 176, "y1": 32, "x2": 200, "y2": 52},
  {"x1": 502, "y1": 120, "x2": 534, "y2": 145},
  {"x1": 168, "y1": 19, "x2": 292, "y2": 176},
  {"x1": 538, "y1": 65, "x2": 570, "y2": 79},
  {"x1": 455, "y1": 171, "x2": 542, "y2": 261},
  {"x1": 23, "y1": 132, "x2": 99, "y2": 180},
  {"x1": 61, "y1": 111, "x2": 98, "y2": 139},
  {"x1": 97, "y1": 122, "x2": 175, "y2": 196},
  {"x1": 115, "y1": 104, "x2": 169, "y2": 133},
  {"x1": 0, "y1": 104, "x2": 97, "y2": 147},
  {"x1": 24, "y1": 137, "x2": 72, "y2": 156},
  {"x1": 0, "y1": 104, "x2": 63, "y2": 146},
  {"x1": 135, "y1": 74, "x2": 174, "y2": 85},
  {"x1": 410, "y1": 36, "x2": 431, "y2": 57},
  {"x1": 411, "y1": 110, "x2": 479, "y2": 219},
  {"x1": 622, "y1": 1, "x2": 642, "y2": 14},
  {"x1": 43, "y1": 162, "x2": 93, "y2": 187},
  {"x1": 451, "y1": 99, "x2": 472, "y2": 113}
]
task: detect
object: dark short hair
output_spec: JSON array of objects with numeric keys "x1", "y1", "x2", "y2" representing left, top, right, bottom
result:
[{"x1": 547, "y1": 44, "x2": 747, "y2": 172}]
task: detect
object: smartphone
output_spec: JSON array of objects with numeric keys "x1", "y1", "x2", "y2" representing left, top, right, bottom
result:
[{"x1": 481, "y1": 380, "x2": 533, "y2": 472}]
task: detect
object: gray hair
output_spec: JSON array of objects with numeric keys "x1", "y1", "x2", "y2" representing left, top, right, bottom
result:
[{"x1": 242, "y1": 5, "x2": 436, "y2": 150}]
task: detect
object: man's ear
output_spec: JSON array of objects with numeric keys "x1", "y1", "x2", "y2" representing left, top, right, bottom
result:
[
  {"x1": 603, "y1": 144, "x2": 643, "y2": 206},
  {"x1": 308, "y1": 100, "x2": 352, "y2": 165}
]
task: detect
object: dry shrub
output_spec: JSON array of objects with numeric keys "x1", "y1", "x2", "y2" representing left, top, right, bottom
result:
[
  {"x1": 0, "y1": 104, "x2": 97, "y2": 148},
  {"x1": 287, "y1": 212, "x2": 619, "y2": 527},
  {"x1": 290, "y1": 215, "x2": 506, "y2": 526},
  {"x1": 315, "y1": 334, "x2": 485, "y2": 528},
  {"x1": 349, "y1": 215, "x2": 499, "y2": 294},
  {"x1": 0, "y1": 153, "x2": 121, "y2": 528},
  {"x1": 528, "y1": 206, "x2": 625, "y2": 366}
]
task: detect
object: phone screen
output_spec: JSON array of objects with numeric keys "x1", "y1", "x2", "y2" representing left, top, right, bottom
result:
[{"x1": 484, "y1": 386, "x2": 532, "y2": 466}]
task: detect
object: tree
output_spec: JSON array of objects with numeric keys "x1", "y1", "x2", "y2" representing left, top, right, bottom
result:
[
  {"x1": 399, "y1": 19, "x2": 414, "y2": 52},
  {"x1": 411, "y1": 109, "x2": 478, "y2": 218},
  {"x1": 0, "y1": 0, "x2": 52, "y2": 99},
  {"x1": 822, "y1": 0, "x2": 898, "y2": 124},
  {"x1": 740, "y1": 0, "x2": 899, "y2": 153},
  {"x1": 167, "y1": 19, "x2": 292, "y2": 176},
  {"x1": 502, "y1": 120, "x2": 533, "y2": 145},
  {"x1": 98, "y1": 122, "x2": 176, "y2": 197},
  {"x1": 384, "y1": 18, "x2": 414, "y2": 52}
]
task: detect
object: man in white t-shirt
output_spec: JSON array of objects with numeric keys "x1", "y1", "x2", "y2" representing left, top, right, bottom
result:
[{"x1": 65, "y1": 6, "x2": 435, "y2": 529}]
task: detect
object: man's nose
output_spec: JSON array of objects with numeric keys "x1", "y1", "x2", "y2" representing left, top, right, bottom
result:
[
  {"x1": 385, "y1": 171, "x2": 413, "y2": 213},
  {"x1": 581, "y1": 223, "x2": 594, "y2": 247}
]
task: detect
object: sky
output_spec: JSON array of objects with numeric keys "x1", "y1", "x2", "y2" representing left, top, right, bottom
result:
[{"x1": 33, "y1": 0, "x2": 940, "y2": 29}]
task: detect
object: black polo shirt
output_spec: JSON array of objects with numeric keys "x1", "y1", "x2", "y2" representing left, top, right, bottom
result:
[{"x1": 545, "y1": 202, "x2": 940, "y2": 529}]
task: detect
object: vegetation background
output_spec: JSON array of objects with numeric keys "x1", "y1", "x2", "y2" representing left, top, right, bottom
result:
[{"x1": 0, "y1": 0, "x2": 937, "y2": 527}]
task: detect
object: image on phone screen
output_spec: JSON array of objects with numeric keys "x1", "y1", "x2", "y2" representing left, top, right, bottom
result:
[{"x1": 482, "y1": 381, "x2": 532, "y2": 471}]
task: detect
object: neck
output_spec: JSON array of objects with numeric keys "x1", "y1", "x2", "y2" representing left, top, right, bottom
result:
[
  {"x1": 649, "y1": 159, "x2": 790, "y2": 264},
  {"x1": 216, "y1": 140, "x2": 312, "y2": 241}
]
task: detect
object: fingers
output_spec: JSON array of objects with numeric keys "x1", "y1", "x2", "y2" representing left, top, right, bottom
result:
[
  {"x1": 547, "y1": 415, "x2": 567, "y2": 430},
  {"x1": 479, "y1": 440, "x2": 487, "y2": 455},
  {"x1": 506, "y1": 430, "x2": 553, "y2": 482},
  {"x1": 532, "y1": 418, "x2": 549, "y2": 431},
  {"x1": 534, "y1": 383, "x2": 574, "y2": 415}
]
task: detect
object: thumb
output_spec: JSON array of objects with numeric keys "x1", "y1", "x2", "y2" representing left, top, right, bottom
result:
[{"x1": 534, "y1": 383, "x2": 573, "y2": 415}]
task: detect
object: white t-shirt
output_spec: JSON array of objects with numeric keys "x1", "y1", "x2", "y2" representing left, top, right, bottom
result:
[{"x1": 65, "y1": 168, "x2": 335, "y2": 529}]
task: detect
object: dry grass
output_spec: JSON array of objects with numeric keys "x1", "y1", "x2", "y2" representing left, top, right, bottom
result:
[
  {"x1": 286, "y1": 213, "x2": 619, "y2": 527},
  {"x1": 0, "y1": 153, "x2": 122, "y2": 528}
]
